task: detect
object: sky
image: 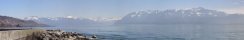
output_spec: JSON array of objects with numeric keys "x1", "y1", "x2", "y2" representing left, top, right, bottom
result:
[{"x1": 0, "y1": 0, "x2": 243, "y2": 18}]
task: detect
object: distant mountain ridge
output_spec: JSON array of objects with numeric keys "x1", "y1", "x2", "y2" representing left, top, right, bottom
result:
[
  {"x1": 115, "y1": 7, "x2": 244, "y2": 24},
  {"x1": 23, "y1": 7, "x2": 244, "y2": 25},
  {"x1": 24, "y1": 16, "x2": 119, "y2": 27},
  {"x1": 0, "y1": 15, "x2": 48, "y2": 27}
]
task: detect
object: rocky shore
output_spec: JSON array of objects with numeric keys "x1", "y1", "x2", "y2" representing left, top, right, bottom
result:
[
  {"x1": 33, "y1": 30, "x2": 96, "y2": 40},
  {"x1": 0, "y1": 29, "x2": 96, "y2": 40}
]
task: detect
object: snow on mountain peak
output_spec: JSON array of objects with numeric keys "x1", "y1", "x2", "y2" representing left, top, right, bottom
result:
[
  {"x1": 130, "y1": 10, "x2": 161, "y2": 17},
  {"x1": 24, "y1": 16, "x2": 40, "y2": 20},
  {"x1": 87, "y1": 17, "x2": 121, "y2": 22},
  {"x1": 64, "y1": 16, "x2": 78, "y2": 19},
  {"x1": 47, "y1": 17, "x2": 58, "y2": 21},
  {"x1": 127, "y1": 7, "x2": 228, "y2": 17},
  {"x1": 192, "y1": 7, "x2": 205, "y2": 10}
]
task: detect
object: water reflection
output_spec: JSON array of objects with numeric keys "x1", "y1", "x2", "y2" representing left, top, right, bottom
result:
[{"x1": 34, "y1": 24, "x2": 244, "y2": 40}]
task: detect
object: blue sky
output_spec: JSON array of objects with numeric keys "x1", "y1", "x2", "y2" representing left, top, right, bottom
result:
[{"x1": 0, "y1": 0, "x2": 243, "y2": 18}]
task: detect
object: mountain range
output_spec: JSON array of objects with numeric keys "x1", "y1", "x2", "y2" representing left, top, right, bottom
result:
[
  {"x1": 115, "y1": 7, "x2": 244, "y2": 24},
  {"x1": 22, "y1": 7, "x2": 244, "y2": 27},
  {"x1": 24, "y1": 16, "x2": 120, "y2": 27}
]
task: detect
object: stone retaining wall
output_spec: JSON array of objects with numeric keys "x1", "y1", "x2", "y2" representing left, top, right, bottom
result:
[{"x1": 0, "y1": 29, "x2": 45, "y2": 40}]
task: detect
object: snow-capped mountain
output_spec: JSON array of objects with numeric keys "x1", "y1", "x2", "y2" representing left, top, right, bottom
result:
[
  {"x1": 115, "y1": 7, "x2": 244, "y2": 24},
  {"x1": 24, "y1": 16, "x2": 78, "y2": 21},
  {"x1": 24, "y1": 16, "x2": 95, "y2": 27},
  {"x1": 24, "y1": 16, "x2": 119, "y2": 27},
  {"x1": 87, "y1": 17, "x2": 121, "y2": 25}
]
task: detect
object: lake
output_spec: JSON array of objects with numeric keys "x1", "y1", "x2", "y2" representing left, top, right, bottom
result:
[{"x1": 36, "y1": 24, "x2": 244, "y2": 40}]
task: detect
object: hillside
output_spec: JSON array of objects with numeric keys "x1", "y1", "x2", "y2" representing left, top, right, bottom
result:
[{"x1": 0, "y1": 15, "x2": 48, "y2": 27}]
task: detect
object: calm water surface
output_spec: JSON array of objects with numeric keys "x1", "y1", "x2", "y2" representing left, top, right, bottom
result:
[{"x1": 36, "y1": 24, "x2": 244, "y2": 40}]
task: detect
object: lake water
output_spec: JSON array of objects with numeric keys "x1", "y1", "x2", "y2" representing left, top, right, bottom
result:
[{"x1": 36, "y1": 24, "x2": 244, "y2": 40}]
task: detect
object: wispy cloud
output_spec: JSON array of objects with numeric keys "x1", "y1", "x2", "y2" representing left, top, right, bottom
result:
[{"x1": 227, "y1": 0, "x2": 244, "y2": 5}]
